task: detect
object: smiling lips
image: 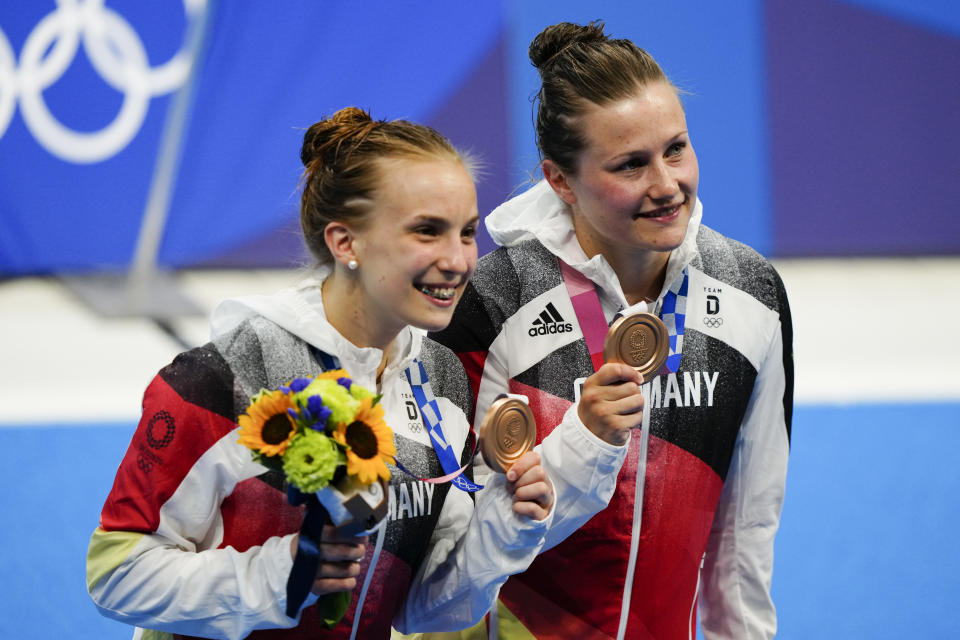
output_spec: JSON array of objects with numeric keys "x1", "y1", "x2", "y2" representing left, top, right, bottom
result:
[
  {"x1": 634, "y1": 202, "x2": 682, "y2": 221},
  {"x1": 417, "y1": 284, "x2": 457, "y2": 301}
]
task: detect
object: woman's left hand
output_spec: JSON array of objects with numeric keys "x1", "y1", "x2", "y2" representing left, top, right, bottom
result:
[{"x1": 505, "y1": 451, "x2": 554, "y2": 521}]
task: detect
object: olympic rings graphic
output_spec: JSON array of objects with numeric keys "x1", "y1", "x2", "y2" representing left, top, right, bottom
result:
[
  {"x1": 0, "y1": 0, "x2": 206, "y2": 163},
  {"x1": 137, "y1": 453, "x2": 154, "y2": 473},
  {"x1": 702, "y1": 317, "x2": 724, "y2": 329}
]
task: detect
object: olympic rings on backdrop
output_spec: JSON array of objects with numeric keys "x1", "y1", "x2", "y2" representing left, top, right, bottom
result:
[{"x1": 0, "y1": 0, "x2": 206, "y2": 163}]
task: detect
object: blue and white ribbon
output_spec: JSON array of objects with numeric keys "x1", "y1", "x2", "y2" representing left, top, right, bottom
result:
[
  {"x1": 656, "y1": 267, "x2": 689, "y2": 374},
  {"x1": 405, "y1": 359, "x2": 483, "y2": 493}
]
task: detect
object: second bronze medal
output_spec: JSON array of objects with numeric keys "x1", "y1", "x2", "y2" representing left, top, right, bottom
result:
[{"x1": 478, "y1": 396, "x2": 537, "y2": 474}]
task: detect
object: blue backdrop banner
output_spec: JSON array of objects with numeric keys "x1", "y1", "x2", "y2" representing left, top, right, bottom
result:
[{"x1": 2, "y1": 1, "x2": 957, "y2": 275}]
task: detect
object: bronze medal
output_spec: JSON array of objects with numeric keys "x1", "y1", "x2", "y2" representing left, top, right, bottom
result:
[
  {"x1": 478, "y1": 396, "x2": 537, "y2": 474},
  {"x1": 603, "y1": 312, "x2": 669, "y2": 379}
]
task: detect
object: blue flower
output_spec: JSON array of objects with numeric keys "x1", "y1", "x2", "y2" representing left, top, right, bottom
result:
[
  {"x1": 337, "y1": 377, "x2": 352, "y2": 391},
  {"x1": 289, "y1": 378, "x2": 312, "y2": 392},
  {"x1": 307, "y1": 395, "x2": 333, "y2": 426}
]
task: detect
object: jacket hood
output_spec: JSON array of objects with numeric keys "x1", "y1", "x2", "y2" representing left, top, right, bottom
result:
[
  {"x1": 209, "y1": 265, "x2": 422, "y2": 384},
  {"x1": 485, "y1": 180, "x2": 703, "y2": 302}
]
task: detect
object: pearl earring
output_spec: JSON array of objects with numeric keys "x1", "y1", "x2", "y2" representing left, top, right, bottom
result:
[{"x1": 347, "y1": 259, "x2": 358, "y2": 271}]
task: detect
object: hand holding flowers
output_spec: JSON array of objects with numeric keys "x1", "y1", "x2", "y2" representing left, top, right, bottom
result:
[{"x1": 237, "y1": 369, "x2": 397, "y2": 628}]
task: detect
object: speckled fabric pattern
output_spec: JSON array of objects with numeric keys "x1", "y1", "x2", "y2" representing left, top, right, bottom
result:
[
  {"x1": 421, "y1": 337, "x2": 474, "y2": 422},
  {"x1": 213, "y1": 316, "x2": 322, "y2": 416}
]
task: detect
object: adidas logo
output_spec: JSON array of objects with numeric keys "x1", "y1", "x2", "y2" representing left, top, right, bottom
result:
[{"x1": 528, "y1": 302, "x2": 575, "y2": 337}]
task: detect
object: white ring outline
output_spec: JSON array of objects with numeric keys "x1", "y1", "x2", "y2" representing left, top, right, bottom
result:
[
  {"x1": 0, "y1": 26, "x2": 18, "y2": 140},
  {"x1": 1, "y1": 0, "x2": 205, "y2": 164}
]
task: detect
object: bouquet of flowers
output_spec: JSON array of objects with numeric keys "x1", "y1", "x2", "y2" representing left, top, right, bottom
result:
[
  {"x1": 238, "y1": 369, "x2": 396, "y2": 494},
  {"x1": 237, "y1": 369, "x2": 397, "y2": 627}
]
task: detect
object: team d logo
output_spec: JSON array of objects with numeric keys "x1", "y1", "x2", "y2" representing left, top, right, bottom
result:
[
  {"x1": 703, "y1": 293, "x2": 724, "y2": 328},
  {"x1": 707, "y1": 295, "x2": 720, "y2": 315},
  {"x1": 528, "y1": 302, "x2": 574, "y2": 336}
]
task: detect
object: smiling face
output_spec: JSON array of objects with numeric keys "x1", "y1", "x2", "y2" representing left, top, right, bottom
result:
[
  {"x1": 347, "y1": 157, "x2": 479, "y2": 343},
  {"x1": 546, "y1": 80, "x2": 699, "y2": 263}
]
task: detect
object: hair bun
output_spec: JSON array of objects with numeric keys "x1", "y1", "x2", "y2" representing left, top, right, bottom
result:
[
  {"x1": 329, "y1": 106, "x2": 374, "y2": 127},
  {"x1": 300, "y1": 107, "x2": 376, "y2": 167},
  {"x1": 528, "y1": 20, "x2": 608, "y2": 70}
]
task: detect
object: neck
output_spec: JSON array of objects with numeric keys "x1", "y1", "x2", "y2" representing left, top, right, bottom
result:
[
  {"x1": 321, "y1": 271, "x2": 396, "y2": 373},
  {"x1": 612, "y1": 250, "x2": 670, "y2": 305},
  {"x1": 573, "y1": 222, "x2": 671, "y2": 306}
]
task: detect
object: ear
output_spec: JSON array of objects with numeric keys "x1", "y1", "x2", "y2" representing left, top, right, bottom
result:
[
  {"x1": 542, "y1": 159, "x2": 577, "y2": 206},
  {"x1": 323, "y1": 221, "x2": 359, "y2": 269}
]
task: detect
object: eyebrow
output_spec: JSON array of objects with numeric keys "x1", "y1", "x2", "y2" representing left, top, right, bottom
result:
[
  {"x1": 408, "y1": 214, "x2": 480, "y2": 226},
  {"x1": 607, "y1": 131, "x2": 690, "y2": 164}
]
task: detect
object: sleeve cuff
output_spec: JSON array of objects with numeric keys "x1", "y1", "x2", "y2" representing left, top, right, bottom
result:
[
  {"x1": 562, "y1": 404, "x2": 630, "y2": 465},
  {"x1": 478, "y1": 472, "x2": 552, "y2": 548},
  {"x1": 261, "y1": 534, "x2": 298, "y2": 617}
]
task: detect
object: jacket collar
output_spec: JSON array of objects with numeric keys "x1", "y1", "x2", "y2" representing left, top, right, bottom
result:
[{"x1": 210, "y1": 265, "x2": 422, "y2": 388}]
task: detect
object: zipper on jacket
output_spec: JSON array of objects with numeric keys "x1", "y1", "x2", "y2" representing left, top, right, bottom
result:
[{"x1": 615, "y1": 381, "x2": 652, "y2": 640}]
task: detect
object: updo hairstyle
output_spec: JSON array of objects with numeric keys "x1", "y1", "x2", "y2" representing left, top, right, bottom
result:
[
  {"x1": 299, "y1": 107, "x2": 470, "y2": 265},
  {"x1": 530, "y1": 21, "x2": 671, "y2": 172}
]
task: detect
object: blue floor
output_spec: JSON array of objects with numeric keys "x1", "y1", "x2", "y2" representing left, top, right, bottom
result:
[
  {"x1": 772, "y1": 403, "x2": 960, "y2": 638},
  {"x1": 0, "y1": 422, "x2": 137, "y2": 640},
  {"x1": 0, "y1": 403, "x2": 957, "y2": 639}
]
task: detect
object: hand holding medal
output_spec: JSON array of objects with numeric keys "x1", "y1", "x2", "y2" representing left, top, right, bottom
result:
[
  {"x1": 560, "y1": 259, "x2": 686, "y2": 447},
  {"x1": 576, "y1": 312, "x2": 667, "y2": 446},
  {"x1": 478, "y1": 395, "x2": 553, "y2": 520}
]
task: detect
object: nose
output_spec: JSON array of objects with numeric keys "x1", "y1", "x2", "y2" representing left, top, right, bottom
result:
[
  {"x1": 647, "y1": 159, "x2": 680, "y2": 202},
  {"x1": 437, "y1": 237, "x2": 474, "y2": 276}
]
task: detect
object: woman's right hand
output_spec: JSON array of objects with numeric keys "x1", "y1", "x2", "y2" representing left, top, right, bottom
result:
[
  {"x1": 290, "y1": 526, "x2": 368, "y2": 595},
  {"x1": 577, "y1": 362, "x2": 645, "y2": 446}
]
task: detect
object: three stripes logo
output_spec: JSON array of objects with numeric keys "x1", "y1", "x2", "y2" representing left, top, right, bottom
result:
[{"x1": 528, "y1": 302, "x2": 574, "y2": 337}]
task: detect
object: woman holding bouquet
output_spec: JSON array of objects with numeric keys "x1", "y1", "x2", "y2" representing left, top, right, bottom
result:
[{"x1": 86, "y1": 107, "x2": 630, "y2": 639}]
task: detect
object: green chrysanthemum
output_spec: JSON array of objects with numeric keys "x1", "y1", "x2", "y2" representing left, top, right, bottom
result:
[
  {"x1": 294, "y1": 379, "x2": 360, "y2": 428},
  {"x1": 282, "y1": 431, "x2": 344, "y2": 493},
  {"x1": 349, "y1": 385, "x2": 376, "y2": 403}
]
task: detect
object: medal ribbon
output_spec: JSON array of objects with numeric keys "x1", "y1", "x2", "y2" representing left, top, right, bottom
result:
[
  {"x1": 558, "y1": 259, "x2": 689, "y2": 375},
  {"x1": 311, "y1": 347, "x2": 481, "y2": 491},
  {"x1": 404, "y1": 359, "x2": 483, "y2": 493},
  {"x1": 658, "y1": 269, "x2": 688, "y2": 373},
  {"x1": 559, "y1": 260, "x2": 608, "y2": 372}
]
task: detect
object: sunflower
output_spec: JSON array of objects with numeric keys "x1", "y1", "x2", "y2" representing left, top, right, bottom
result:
[
  {"x1": 316, "y1": 369, "x2": 350, "y2": 381},
  {"x1": 333, "y1": 397, "x2": 396, "y2": 484},
  {"x1": 238, "y1": 389, "x2": 297, "y2": 457}
]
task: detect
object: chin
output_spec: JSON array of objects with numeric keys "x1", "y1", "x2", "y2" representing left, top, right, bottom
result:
[
  {"x1": 412, "y1": 313, "x2": 455, "y2": 334},
  {"x1": 659, "y1": 223, "x2": 690, "y2": 250}
]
